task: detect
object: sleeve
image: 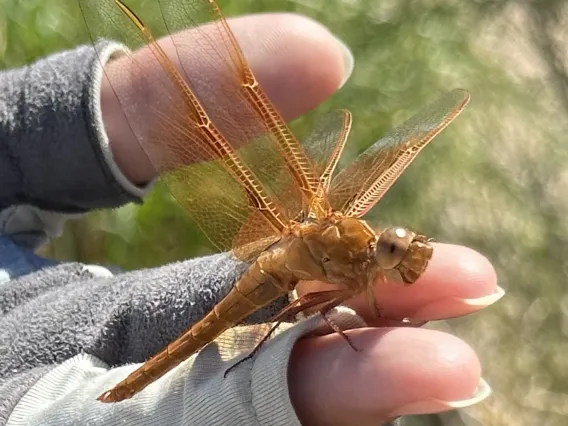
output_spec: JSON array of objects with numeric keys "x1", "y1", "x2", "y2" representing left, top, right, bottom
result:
[
  {"x1": 5, "y1": 319, "x2": 320, "y2": 426},
  {"x1": 0, "y1": 42, "x2": 152, "y2": 249},
  {"x1": 0, "y1": 41, "x2": 148, "y2": 214},
  {"x1": 0, "y1": 253, "x2": 296, "y2": 425}
]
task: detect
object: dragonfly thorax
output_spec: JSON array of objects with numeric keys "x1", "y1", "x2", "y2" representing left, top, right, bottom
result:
[
  {"x1": 282, "y1": 216, "x2": 433, "y2": 290},
  {"x1": 281, "y1": 215, "x2": 377, "y2": 290}
]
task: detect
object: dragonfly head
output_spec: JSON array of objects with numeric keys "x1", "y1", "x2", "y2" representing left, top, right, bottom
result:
[{"x1": 375, "y1": 227, "x2": 433, "y2": 285}]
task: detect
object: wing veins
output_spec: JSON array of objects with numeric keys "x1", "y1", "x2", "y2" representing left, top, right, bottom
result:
[
  {"x1": 308, "y1": 110, "x2": 352, "y2": 218},
  {"x1": 210, "y1": 2, "x2": 321, "y2": 205},
  {"x1": 114, "y1": 0, "x2": 287, "y2": 232},
  {"x1": 330, "y1": 89, "x2": 470, "y2": 217},
  {"x1": 315, "y1": 110, "x2": 352, "y2": 198},
  {"x1": 346, "y1": 96, "x2": 468, "y2": 217}
]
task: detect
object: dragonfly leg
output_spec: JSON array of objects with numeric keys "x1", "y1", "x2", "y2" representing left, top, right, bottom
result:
[
  {"x1": 367, "y1": 282, "x2": 428, "y2": 327},
  {"x1": 318, "y1": 296, "x2": 360, "y2": 352},
  {"x1": 320, "y1": 313, "x2": 359, "y2": 352},
  {"x1": 366, "y1": 283, "x2": 383, "y2": 320},
  {"x1": 223, "y1": 321, "x2": 282, "y2": 378},
  {"x1": 223, "y1": 290, "x2": 349, "y2": 377}
]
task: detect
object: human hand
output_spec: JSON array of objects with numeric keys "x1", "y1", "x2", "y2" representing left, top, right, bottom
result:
[
  {"x1": 100, "y1": 13, "x2": 352, "y2": 184},
  {"x1": 290, "y1": 244, "x2": 500, "y2": 426}
]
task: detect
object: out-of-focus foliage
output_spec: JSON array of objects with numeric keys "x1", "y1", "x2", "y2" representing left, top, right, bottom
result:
[{"x1": 2, "y1": 0, "x2": 568, "y2": 424}]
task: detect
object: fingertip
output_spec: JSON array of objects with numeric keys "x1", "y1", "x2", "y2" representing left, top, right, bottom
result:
[
  {"x1": 367, "y1": 243, "x2": 498, "y2": 320},
  {"x1": 291, "y1": 327, "x2": 484, "y2": 423},
  {"x1": 370, "y1": 329, "x2": 484, "y2": 417},
  {"x1": 371, "y1": 329, "x2": 481, "y2": 397},
  {"x1": 228, "y1": 13, "x2": 352, "y2": 118},
  {"x1": 425, "y1": 243, "x2": 498, "y2": 298},
  {"x1": 334, "y1": 35, "x2": 354, "y2": 89}
]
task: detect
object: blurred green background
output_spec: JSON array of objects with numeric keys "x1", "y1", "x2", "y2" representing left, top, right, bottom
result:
[{"x1": 2, "y1": 0, "x2": 568, "y2": 425}]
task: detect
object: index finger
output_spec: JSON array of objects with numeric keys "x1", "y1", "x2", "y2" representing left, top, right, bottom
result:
[
  {"x1": 297, "y1": 243, "x2": 500, "y2": 322},
  {"x1": 102, "y1": 13, "x2": 352, "y2": 184},
  {"x1": 363, "y1": 243, "x2": 500, "y2": 322}
]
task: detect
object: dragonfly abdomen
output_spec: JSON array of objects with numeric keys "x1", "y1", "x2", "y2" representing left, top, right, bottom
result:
[{"x1": 97, "y1": 253, "x2": 295, "y2": 402}]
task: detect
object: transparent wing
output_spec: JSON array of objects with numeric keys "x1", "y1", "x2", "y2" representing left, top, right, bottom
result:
[
  {"x1": 301, "y1": 110, "x2": 352, "y2": 218},
  {"x1": 329, "y1": 89, "x2": 470, "y2": 217},
  {"x1": 165, "y1": 162, "x2": 280, "y2": 259},
  {"x1": 78, "y1": 0, "x2": 322, "y2": 259},
  {"x1": 158, "y1": 0, "x2": 322, "y2": 215}
]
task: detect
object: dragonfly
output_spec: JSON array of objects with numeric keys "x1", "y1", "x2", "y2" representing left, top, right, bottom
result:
[{"x1": 78, "y1": 0, "x2": 470, "y2": 403}]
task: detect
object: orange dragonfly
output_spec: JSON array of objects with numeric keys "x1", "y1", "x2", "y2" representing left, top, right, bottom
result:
[{"x1": 78, "y1": 0, "x2": 470, "y2": 403}]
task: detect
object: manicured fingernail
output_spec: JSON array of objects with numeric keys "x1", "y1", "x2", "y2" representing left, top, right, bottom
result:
[
  {"x1": 461, "y1": 285, "x2": 506, "y2": 307},
  {"x1": 388, "y1": 378, "x2": 492, "y2": 417},
  {"x1": 334, "y1": 35, "x2": 354, "y2": 88},
  {"x1": 441, "y1": 378, "x2": 492, "y2": 408},
  {"x1": 409, "y1": 286, "x2": 506, "y2": 321}
]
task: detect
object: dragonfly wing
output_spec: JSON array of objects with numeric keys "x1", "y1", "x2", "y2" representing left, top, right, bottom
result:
[
  {"x1": 154, "y1": 0, "x2": 321, "y2": 219},
  {"x1": 164, "y1": 162, "x2": 279, "y2": 259},
  {"x1": 329, "y1": 89, "x2": 470, "y2": 217},
  {"x1": 301, "y1": 110, "x2": 352, "y2": 218},
  {"x1": 79, "y1": 0, "x2": 292, "y2": 259}
]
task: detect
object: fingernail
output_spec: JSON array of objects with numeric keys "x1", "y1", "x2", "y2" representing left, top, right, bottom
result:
[
  {"x1": 461, "y1": 285, "x2": 506, "y2": 307},
  {"x1": 408, "y1": 286, "x2": 506, "y2": 321},
  {"x1": 388, "y1": 378, "x2": 492, "y2": 417},
  {"x1": 334, "y1": 35, "x2": 354, "y2": 88},
  {"x1": 441, "y1": 378, "x2": 493, "y2": 408}
]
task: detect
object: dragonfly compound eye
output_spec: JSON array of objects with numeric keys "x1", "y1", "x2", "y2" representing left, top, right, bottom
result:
[{"x1": 376, "y1": 227, "x2": 413, "y2": 270}]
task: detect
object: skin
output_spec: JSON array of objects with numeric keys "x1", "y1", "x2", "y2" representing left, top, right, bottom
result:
[
  {"x1": 101, "y1": 13, "x2": 500, "y2": 426},
  {"x1": 292, "y1": 243, "x2": 497, "y2": 425}
]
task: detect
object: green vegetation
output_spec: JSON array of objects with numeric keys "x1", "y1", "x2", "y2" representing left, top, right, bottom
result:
[{"x1": 3, "y1": 1, "x2": 568, "y2": 424}]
